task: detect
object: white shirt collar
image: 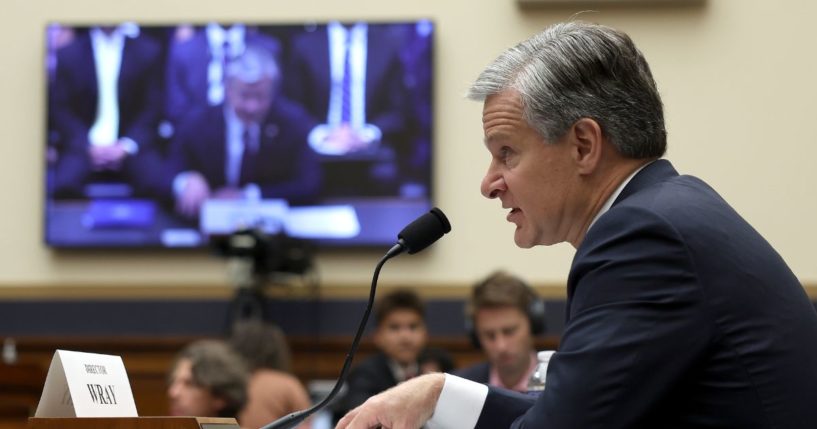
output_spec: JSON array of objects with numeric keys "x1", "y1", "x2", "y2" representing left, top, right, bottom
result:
[
  {"x1": 587, "y1": 160, "x2": 655, "y2": 233},
  {"x1": 207, "y1": 23, "x2": 246, "y2": 56}
]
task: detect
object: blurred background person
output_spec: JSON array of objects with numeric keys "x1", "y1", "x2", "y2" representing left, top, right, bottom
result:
[
  {"x1": 50, "y1": 23, "x2": 165, "y2": 199},
  {"x1": 164, "y1": 22, "x2": 281, "y2": 127},
  {"x1": 229, "y1": 320, "x2": 312, "y2": 429},
  {"x1": 418, "y1": 347, "x2": 455, "y2": 375},
  {"x1": 164, "y1": 44, "x2": 320, "y2": 218},
  {"x1": 167, "y1": 339, "x2": 248, "y2": 419},
  {"x1": 456, "y1": 271, "x2": 545, "y2": 392},
  {"x1": 332, "y1": 289, "x2": 427, "y2": 422}
]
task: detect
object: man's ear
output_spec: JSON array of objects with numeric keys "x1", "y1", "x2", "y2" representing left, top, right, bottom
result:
[{"x1": 568, "y1": 118, "x2": 604, "y2": 175}]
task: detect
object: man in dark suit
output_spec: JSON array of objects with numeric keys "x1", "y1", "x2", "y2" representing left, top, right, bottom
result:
[
  {"x1": 50, "y1": 24, "x2": 164, "y2": 198},
  {"x1": 456, "y1": 271, "x2": 542, "y2": 392},
  {"x1": 333, "y1": 290, "x2": 427, "y2": 423},
  {"x1": 164, "y1": 23, "x2": 282, "y2": 126},
  {"x1": 166, "y1": 44, "x2": 319, "y2": 218},
  {"x1": 284, "y1": 22, "x2": 409, "y2": 157},
  {"x1": 337, "y1": 21, "x2": 817, "y2": 429}
]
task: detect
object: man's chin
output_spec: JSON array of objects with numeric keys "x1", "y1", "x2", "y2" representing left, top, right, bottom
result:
[{"x1": 513, "y1": 230, "x2": 536, "y2": 249}]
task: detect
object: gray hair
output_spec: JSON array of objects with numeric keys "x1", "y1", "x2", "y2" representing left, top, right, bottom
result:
[
  {"x1": 225, "y1": 44, "x2": 280, "y2": 85},
  {"x1": 468, "y1": 21, "x2": 666, "y2": 159},
  {"x1": 173, "y1": 339, "x2": 248, "y2": 418}
]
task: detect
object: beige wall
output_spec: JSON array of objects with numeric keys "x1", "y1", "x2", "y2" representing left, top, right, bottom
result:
[{"x1": 2, "y1": 0, "x2": 815, "y2": 293}]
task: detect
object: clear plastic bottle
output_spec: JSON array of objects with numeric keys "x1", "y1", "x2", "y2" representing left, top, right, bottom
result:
[
  {"x1": 2, "y1": 337, "x2": 17, "y2": 365},
  {"x1": 527, "y1": 350, "x2": 556, "y2": 396}
]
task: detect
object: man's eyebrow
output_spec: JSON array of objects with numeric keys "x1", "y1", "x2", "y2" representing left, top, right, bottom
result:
[{"x1": 484, "y1": 132, "x2": 507, "y2": 147}]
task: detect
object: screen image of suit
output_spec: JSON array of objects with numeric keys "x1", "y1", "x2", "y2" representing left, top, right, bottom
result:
[
  {"x1": 165, "y1": 99, "x2": 320, "y2": 203},
  {"x1": 50, "y1": 30, "x2": 164, "y2": 198},
  {"x1": 474, "y1": 159, "x2": 817, "y2": 428},
  {"x1": 284, "y1": 24, "x2": 409, "y2": 148},
  {"x1": 164, "y1": 26, "x2": 282, "y2": 126}
]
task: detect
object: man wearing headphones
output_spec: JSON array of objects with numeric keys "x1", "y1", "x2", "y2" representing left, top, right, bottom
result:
[{"x1": 456, "y1": 271, "x2": 545, "y2": 392}]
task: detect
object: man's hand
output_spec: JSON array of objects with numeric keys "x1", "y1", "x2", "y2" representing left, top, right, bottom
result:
[
  {"x1": 176, "y1": 172, "x2": 210, "y2": 218},
  {"x1": 336, "y1": 373, "x2": 445, "y2": 429},
  {"x1": 323, "y1": 123, "x2": 372, "y2": 153},
  {"x1": 88, "y1": 143, "x2": 128, "y2": 171},
  {"x1": 212, "y1": 187, "x2": 244, "y2": 199}
]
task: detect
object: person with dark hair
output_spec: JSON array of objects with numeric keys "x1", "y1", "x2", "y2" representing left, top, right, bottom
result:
[
  {"x1": 337, "y1": 21, "x2": 817, "y2": 429},
  {"x1": 333, "y1": 289, "x2": 427, "y2": 421},
  {"x1": 167, "y1": 339, "x2": 247, "y2": 419},
  {"x1": 456, "y1": 271, "x2": 540, "y2": 392},
  {"x1": 229, "y1": 320, "x2": 312, "y2": 429}
]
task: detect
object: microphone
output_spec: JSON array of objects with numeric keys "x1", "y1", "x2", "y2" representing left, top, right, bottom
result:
[
  {"x1": 395, "y1": 207, "x2": 452, "y2": 255},
  {"x1": 261, "y1": 208, "x2": 451, "y2": 429}
]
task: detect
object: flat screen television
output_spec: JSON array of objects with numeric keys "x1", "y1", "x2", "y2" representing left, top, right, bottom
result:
[{"x1": 44, "y1": 20, "x2": 434, "y2": 248}]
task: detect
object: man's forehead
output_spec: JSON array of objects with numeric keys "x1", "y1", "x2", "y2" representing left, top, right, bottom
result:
[
  {"x1": 483, "y1": 92, "x2": 526, "y2": 129},
  {"x1": 477, "y1": 305, "x2": 528, "y2": 318},
  {"x1": 381, "y1": 309, "x2": 424, "y2": 323}
]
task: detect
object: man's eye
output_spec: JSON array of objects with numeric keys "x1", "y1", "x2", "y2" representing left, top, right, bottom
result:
[{"x1": 499, "y1": 147, "x2": 513, "y2": 163}]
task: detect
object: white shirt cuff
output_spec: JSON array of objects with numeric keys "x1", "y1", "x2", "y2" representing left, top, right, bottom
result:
[{"x1": 426, "y1": 374, "x2": 488, "y2": 429}]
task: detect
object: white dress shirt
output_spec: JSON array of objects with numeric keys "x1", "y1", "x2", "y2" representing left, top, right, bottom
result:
[
  {"x1": 206, "y1": 23, "x2": 246, "y2": 106},
  {"x1": 306, "y1": 22, "x2": 382, "y2": 155},
  {"x1": 88, "y1": 24, "x2": 139, "y2": 147},
  {"x1": 327, "y1": 21, "x2": 367, "y2": 128}
]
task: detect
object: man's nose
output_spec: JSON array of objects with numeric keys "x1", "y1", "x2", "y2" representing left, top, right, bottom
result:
[
  {"x1": 495, "y1": 335, "x2": 510, "y2": 351},
  {"x1": 481, "y1": 169, "x2": 505, "y2": 199},
  {"x1": 168, "y1": 382, "x2": 180, "y2": 398}
]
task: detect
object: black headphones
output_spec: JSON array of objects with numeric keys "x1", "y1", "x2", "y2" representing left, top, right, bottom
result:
[{"x1": 464, "y1": 282, "x2": 547, "y2": 350}]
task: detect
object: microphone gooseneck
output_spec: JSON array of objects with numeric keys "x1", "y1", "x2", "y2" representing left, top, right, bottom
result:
[{"x1": 260, "y1": 208, "x2": 451, "y2": 429}]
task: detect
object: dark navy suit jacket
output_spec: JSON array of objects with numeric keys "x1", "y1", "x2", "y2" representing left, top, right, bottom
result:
[
  {"x1": 455, "y1": 362, "x2": 491, "y2": 385},
  {"x1": 50, "y1": 30, "x2": 164, "y2": 198},
  {"x1": 334, "y1": 352, "x2": 400, "y2": 422},
  {"x1": 165, "y1": 99, "x2": 320, "y2": 204},
  {"x1": 475, "y1": 160, "x2": 817, "y2": 428},
  {"x1": 284, "y1": 25, "x2": 409, "y2": 145}
]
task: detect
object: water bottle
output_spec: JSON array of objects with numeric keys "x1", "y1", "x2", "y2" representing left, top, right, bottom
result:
[
  {"x1": 526, "y1": 350, "x2": 555, "y2": 396},
  {"x1": 3, "y1": 337, "x2": 18, "y2": 365}
]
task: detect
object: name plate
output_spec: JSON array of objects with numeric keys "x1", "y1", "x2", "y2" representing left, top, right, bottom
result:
[{"x1": 35, "y1": 349, "x2": 138, "y2": 417}]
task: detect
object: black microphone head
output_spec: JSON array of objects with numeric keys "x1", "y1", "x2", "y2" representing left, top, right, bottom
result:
[{"x1": 397, "y1": 207, "x2": 451, "y2": 254}]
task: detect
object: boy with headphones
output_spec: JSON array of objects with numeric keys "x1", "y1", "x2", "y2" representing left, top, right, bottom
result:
[{"x1": 456, "y1": 270, "x2": 546, "y2": 392}]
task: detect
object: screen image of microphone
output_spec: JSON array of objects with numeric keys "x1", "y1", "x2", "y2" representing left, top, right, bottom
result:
[{"x1": 261, "y1": 208, "x2": 451, "y2": 429}]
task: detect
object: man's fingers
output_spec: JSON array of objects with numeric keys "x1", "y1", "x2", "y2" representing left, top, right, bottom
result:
[
  {"x1": 334, "y1": 408, "x2": 354, "y2": 429},
  {"x1": 335, "y1": 406, "x2": 383, "y2": 429}
]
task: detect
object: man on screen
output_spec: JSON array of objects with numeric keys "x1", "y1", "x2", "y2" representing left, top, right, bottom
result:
[
  {"x1": 50, "y1": 24, "x2": 165, "y2": 199},
  {"x1": 336, "y1": 21, "x2": 817, "y2": 429},
  {"x1": 164, "y1": 23, "x2": 282, "y2": 126},
  {"x1": 165, "y1": 44, "x2": 320, "y2": 218}
]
